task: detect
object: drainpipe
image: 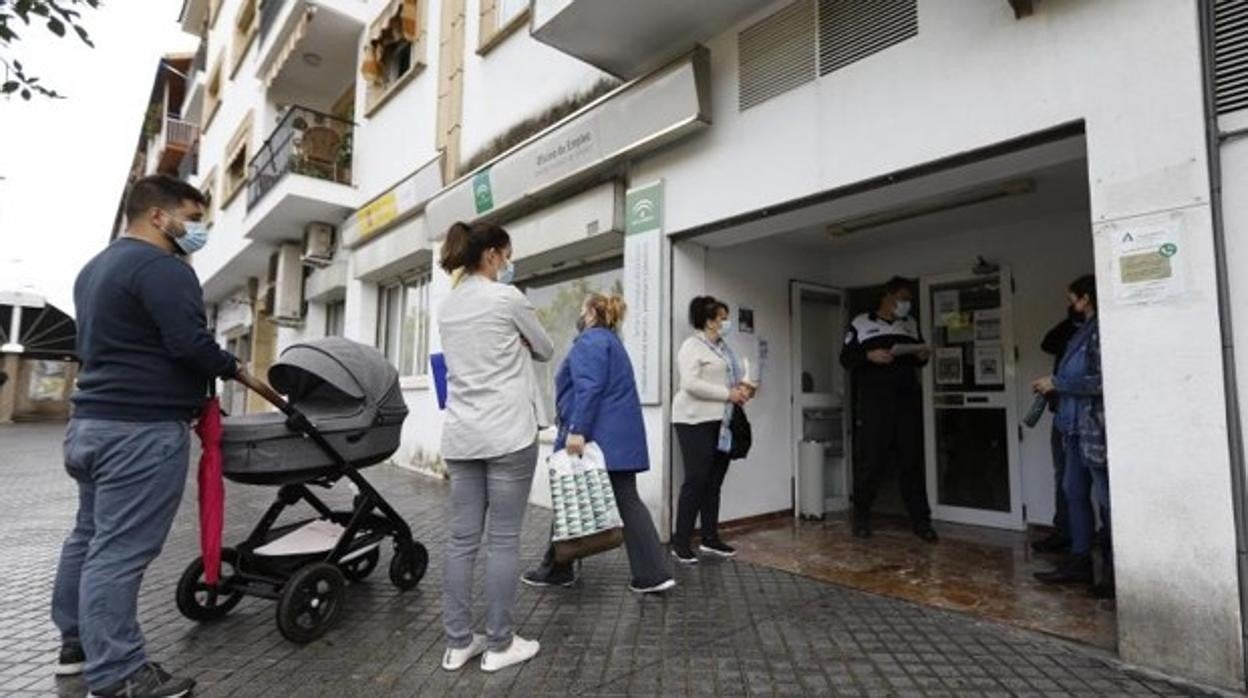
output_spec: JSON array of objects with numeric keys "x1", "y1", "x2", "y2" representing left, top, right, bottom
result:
[{"x1": 1197, "y1": 0, "x2": 1248, "y2": 685}]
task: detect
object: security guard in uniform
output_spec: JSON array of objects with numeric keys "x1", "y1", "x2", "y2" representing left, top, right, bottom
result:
[{"x1": 841, "y1": 276, "x2": 938, "y2": 543}]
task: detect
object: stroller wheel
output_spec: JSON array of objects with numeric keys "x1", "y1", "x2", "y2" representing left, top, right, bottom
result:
[
  {"x1": 276, "y1": 563, "x2": 347, "y2": 644},
  {"x1": 389, "y1": 541, "x2": 429, "y2": 591},
  {"x1": 176, "y1": 549, "x2": 244, "y2": 622},
  {"x1": 340, "y1": 547, "x2": 381, "y2": 582}
]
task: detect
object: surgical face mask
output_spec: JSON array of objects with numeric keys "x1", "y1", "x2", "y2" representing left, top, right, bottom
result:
[
  {"x1": 496, "y1": 259, "x2": 515, "y2": 285},
  {"x1": 894, "y1": 300, "x2": 912, "y2": 319},
  {"x1": 718, "y1": 319, "x2": 733, "y2": 335},
  {"x1": 575, "y1": 316, "x2": 588, "y2": 333},
  {"x1": 165, "y1": 217, "x2": 210, "y2": 255}
]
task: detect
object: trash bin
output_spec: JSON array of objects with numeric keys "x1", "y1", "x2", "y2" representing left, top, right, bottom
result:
[{"x1": 799, "y1": 440, "x2": 825, "y2": 519}]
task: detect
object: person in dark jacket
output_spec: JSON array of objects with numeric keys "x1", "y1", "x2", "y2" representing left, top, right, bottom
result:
[
  {"x1": 1032, "y1": 306, "x2": 1082, "y2": 554},
  {"x1": 1032, "y1": 275, "x2": 1114, "y2": 599},
  {"x1": 841, "y1": 277, "x2": 937, "y2": 542},
  {"x1": 50, "y1": 175, "x2": 248, "y2": 697},
  {"x1": 522, "y1": 293, "x2": 675, "y2": 593}
]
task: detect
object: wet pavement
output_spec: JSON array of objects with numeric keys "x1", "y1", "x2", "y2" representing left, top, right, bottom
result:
[
  {"x1": 730, "y1": 514, "x2": 1115, "y2": 649},
  {"x1": 0, "y1": 421, "x2": 1225, "y2": 696}
]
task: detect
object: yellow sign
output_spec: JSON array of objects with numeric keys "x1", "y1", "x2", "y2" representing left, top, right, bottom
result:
[
  {"x1": 1119, "y1": 252, "x2": 1172, "y2": 284},
  {"x1": 354, "y1": 192, "x2": 399, "y2": 242}
]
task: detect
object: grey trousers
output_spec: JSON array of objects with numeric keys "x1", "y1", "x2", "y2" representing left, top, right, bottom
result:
[
  {"x1": 52, "y1": 419, "x2": 190, "y2": 691},
  {"x1": 443, "y1": 441, "x2": 538, "y2": 651}
]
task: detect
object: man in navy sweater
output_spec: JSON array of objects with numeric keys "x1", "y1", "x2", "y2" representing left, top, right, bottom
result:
[{"x1": 51, "y1": 175, "x2": 247, "y2": 698}]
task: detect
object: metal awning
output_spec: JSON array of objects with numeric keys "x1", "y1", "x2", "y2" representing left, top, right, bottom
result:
[{"x1": 0, "y1": 294, "x2": 77, "y2": 361}]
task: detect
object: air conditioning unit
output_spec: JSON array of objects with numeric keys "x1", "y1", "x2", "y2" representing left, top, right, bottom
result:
[
  {"x1": 302, "y1": 222, "x2": 336, "y2": 268},
  {"x1": 266, "y1": 243, "x2": 305, "y2": 327}
]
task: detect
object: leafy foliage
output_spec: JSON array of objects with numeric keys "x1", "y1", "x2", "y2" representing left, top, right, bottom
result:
[{"x1": 1, "y1": 0, "x2": 101, "y2": 101}]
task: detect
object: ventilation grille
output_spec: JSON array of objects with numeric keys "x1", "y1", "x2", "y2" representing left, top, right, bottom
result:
[
  {"x1": 819, "y1": 0, "x2": 917, "y2": 76},
  {"x1": 1215, "y1": 0, "x2": 1248, "y2": 116},
  {"x1": 738, "y1": 0, "x2": 817, "y2": 111}
]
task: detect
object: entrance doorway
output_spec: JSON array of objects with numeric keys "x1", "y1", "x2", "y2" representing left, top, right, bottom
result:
[{"x1": 678, "y1": 133, "x2": 1116, "y2": 649}]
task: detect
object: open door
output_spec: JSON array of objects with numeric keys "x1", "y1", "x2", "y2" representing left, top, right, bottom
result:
[
  {"x1": 790, "y1": 282, "x2": 849, "y2": 520},
  {"x1": 920, "y1": 269, "x2": 1024, "y2": 530}
]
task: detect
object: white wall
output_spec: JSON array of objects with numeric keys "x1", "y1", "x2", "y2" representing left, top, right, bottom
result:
[{"x1": 460, "y1": 0, "x2": 609, "y2": 169}]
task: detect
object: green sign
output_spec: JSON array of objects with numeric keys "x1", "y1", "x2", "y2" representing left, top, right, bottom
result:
[
  {"x1": 625, "y1": 181, "x2": 664, "y2": 236},
  {"x1": 1159, "y1": 242, "x2": 1178, "y2": 258},
  {"x1": 473, "y1": 170, "x2": 494, "y2": 214}
]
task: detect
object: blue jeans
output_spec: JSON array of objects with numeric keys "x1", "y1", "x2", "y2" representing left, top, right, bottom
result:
[
  {"x1": 443, "y1": 442, "x2": 538, "y2": 652},
  {"x1": 1062, "y1": 433, "x2": 1110, "y2": 562},
  {"x1": 51, "y1": 419, "x2": 190, "y2": 690}
]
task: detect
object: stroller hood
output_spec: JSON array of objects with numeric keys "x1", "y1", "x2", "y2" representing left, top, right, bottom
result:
[{"x1": 270, "y1": 338, "x2": 394, "y2": 402}]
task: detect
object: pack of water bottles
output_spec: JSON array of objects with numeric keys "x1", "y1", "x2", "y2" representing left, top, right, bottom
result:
[{"x1": 548, "y1": 444, "x2": 622, "y2": 542}]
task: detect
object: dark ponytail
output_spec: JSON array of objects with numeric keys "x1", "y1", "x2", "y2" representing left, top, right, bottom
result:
[{"x1": 439, "y1": 221, "x2": 511, "y2": 274}]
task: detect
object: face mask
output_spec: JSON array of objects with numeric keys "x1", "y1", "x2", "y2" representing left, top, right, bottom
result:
[
  {"x1": 894, "y1": 300, "x2": 912, "y2": 319},
  {"x1": 575, "y1": 316, "x2": 588, "y2": 333},
  {"x1": 165, "y1": 218, "x2": 210, "y2": 255},
  {"x1": 718, "y1": 319, "x2": 733, "y2": 335},
  {"x1": 496, "y1": 259, "x2": 515, "y2": 285}
]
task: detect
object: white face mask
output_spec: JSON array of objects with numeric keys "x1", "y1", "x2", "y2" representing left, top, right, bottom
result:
[
  {"x1": 894, "y1": 300, "x2": 912, "y2": 319},
  {"x1": 718, "y1": 319, "x2": 733, "y2": 335},
  {"x1": 496, "y1": 259, "x2": 515, "y2": 285}
]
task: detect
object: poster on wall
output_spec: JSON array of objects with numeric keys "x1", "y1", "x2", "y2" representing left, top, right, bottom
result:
[
  {"x1": 974, "y1": 309, "x2": 1002, "y2": 342},
  {"x1": 933, "y1": 290, "x2": 960, "y2": 327},
  {"x1": 1109, "y1": 217, "x2": 1185, "y2": 305},
  {"x1": 935, "y1": 347, "x2": 964, "y2": 385},
  {"x1": 623, "y1": 180, "x2": 664, "y2": 405},
  {"x1": 974, "y1": 344, "x2": 1005, "y2": 386}
]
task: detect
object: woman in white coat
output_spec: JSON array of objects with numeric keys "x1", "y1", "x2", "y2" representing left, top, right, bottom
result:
[{"x1": 670, "y1": 296, "x2": 753, "y2": 564}]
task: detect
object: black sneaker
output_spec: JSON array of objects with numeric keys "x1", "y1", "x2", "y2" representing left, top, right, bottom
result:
[
  {"x1": 914, "y1": 526, "x2": 939, "y2": 544},
  {"x1": 89, "y1": 663, "x2": 194, "y2": 698},
  {"x1": 54, "y1": 641, "x2": 85, "y2": 677},
  {"x1": 670, "y1": 545, "x2": 699, "y2": 565},
  {"x1": 520, "y1": 565, "x2": 576, "y2": 588},
  {"x1": 698, "y1": 540, "x2": 737, "y2": 558}
]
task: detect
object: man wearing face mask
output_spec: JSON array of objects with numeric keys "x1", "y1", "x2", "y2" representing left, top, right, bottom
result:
[
  {"x1": 51, "y1": 175, "x2": 246, "y2": 698},
  {"x1": 841, "y1": 276, "x2": 937, "y2": 543}
]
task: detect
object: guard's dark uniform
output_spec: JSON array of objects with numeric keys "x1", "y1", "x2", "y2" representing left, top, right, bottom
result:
[{"x1": 840, "y1": 312, "x2": 932, "y2": 527}]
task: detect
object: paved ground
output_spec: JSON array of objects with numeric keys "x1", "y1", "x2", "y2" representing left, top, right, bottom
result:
[{"x1": 0, "y1": 421, "x2": 1226, "y2": 697}]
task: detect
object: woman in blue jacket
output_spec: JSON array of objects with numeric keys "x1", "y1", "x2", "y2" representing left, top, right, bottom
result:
[
  {"x1": 522, "y1": 293, "x2": 676, "y2": 593},
  {"x1": 1031, "y1": 275, "x2": 1114, "y2": 599}
]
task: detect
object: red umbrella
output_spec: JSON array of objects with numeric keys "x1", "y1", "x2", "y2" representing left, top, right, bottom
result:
[{"x1": 195, "y1": 396, "x2": 225, "y2": 585}]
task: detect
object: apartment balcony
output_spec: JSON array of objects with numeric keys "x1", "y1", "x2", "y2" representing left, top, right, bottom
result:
[
  {"x1": 244, "y1": 106, "x2": 358, "y2": 244},
  {"x1": 154, "y1": 117, "x2": 199, "y2": 175},
  {"x1": 257, "y1": 0, "x2": 363, "y2": 110},
  {"x1": 531, "y1": 0, "x2": 762, "y2": 78}
]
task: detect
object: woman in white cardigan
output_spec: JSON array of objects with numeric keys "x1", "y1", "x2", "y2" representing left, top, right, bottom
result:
[{"x1": 671, "y1": 296, "x2": 754, "y2": 564}]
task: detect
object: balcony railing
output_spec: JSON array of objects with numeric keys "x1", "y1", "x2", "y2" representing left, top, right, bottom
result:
[
  {"x1": 259, "y1": 0, "x2": 287, "y2": 44},
  {"x1": 164, "y1": 118, "x2": 199, "y2": 150},
  {"x1": 247, "y1": 106, "x2": 354, "y2": 211}
]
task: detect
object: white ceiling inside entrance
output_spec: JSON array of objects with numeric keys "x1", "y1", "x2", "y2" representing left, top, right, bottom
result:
[{"x1": 695, "y1": 136, "x2": 1090, "y2": 252}]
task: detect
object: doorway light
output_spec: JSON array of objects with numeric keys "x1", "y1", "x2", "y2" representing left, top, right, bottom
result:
[{"x1": 825, "y1": 178, "x2": 1036, "y2": 239}]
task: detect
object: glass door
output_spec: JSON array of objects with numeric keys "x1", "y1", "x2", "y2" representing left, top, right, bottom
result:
[{"x1": 921, "y1": 269, "x2": 1023, "y2": 530}]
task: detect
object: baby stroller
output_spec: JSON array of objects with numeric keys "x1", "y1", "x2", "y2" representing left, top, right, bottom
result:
[{"x1": 174, "y1": 337, "x2": 429, "y2": 643}]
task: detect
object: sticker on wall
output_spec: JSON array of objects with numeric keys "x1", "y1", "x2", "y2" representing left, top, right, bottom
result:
[{"x1": 738, "y1": 307, "x2": 755, "y2": 334}]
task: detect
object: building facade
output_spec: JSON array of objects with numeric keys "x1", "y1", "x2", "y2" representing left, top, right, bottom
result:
[{"x1": 121, "y1": 0, "x2": 1248, "y2": 689}]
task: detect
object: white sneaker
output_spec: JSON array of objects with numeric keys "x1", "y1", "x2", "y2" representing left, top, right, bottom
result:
[
  {"x1": 480, "y1": 635, "x2": 540, "y2": 673},
  {"x1": 629, "y1": 578, "x2": 677, "y2": 594},
  {"x1": 441, "y1": 633, "x2": 487, "y2": 671}
]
